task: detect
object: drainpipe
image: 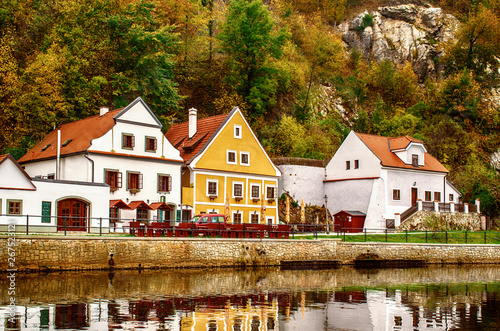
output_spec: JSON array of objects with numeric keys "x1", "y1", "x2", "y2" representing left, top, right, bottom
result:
[
  {"x1": 56, "y1": 128, "x2": 61, "y2": 179},
  {"x1": 84, "y1": 153, "x2": 95, "y2": 183}
]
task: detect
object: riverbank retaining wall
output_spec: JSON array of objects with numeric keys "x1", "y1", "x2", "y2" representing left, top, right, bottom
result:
[{"x1": 1, "y1": 236, "x2": 500, "y2": 272}]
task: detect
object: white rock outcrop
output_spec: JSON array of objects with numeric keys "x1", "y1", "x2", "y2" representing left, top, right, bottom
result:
[{"x1": 338, "y1": 3, "x2": 459, "y2": 80}]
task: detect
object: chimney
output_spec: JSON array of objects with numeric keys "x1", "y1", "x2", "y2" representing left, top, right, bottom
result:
[
  {"x1": 188, "y1": 108, "x2": 197, "y2": 138},
  {"x1": 100, "y1": 106, "x2": 109, "y2": 116}
]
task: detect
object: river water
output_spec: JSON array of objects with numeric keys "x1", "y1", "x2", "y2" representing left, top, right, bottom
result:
[{"x1": 1, "y1": 265, "x2": 499, "y2": 330}]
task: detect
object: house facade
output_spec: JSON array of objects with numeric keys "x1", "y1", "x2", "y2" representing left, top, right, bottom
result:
[
  {"x1": 0, "y1": 154, "x2": 109, "y2": 232},
  {"x1": 17, "y1": 97, "x2": 183, "y2": 230},
  {"x1": 166, "y1": 107, "x2": 281, "y2": 224},
  {"x1": 324, "y1": 131, "x2": 461, "y2": 230}
]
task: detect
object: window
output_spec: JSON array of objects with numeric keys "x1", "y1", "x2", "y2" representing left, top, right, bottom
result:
[
  {"x1": 412, "y1": 154, "x2": 419, "y2": 167},
  {"x1": 240, "y1": 152, "x2": 249, "y2": 166},
  {"x1": 233, "y1": 182, "x2": 243, "y2": 198},
  {"x1": 233, "y1": 212, "x2": 242, "y2": 224},
  {"x1": 47, "y1": 173, "x2": 55, "y2": 179},
  {"x1": 145, "y1": 137, "x2": 157, "y2": 152},
  {"x1": 62, "y1": 139, "x2": 72, "y2": 147},
  {"x1": 227, "y1": 150, "x2": 237, "y2": 164},
  {"x1": 425, "y1": 191, "x2": 432, "y2": 201},
  {"x1": 393, "y1": 189, "x2": 401, "y2": 201},
  {"x1": 434, "y1": 192, "x2": 441, "y2": 202},
  {"x1": 158, "y1": 175, "x2": 172, "y2": 192},
  {"x1": 251, "y1": 185, "x2": 260, "y2": 199},
  {"x1": 251, "y1": 213, "x2": 259, "y2": 224},
  {"x1": 137, "y1": 208, "x2": 148, "y2": 221},
  {"x1": 122, "y1": 133, "x2": 135, "y2": 149},
  {"x1": 266, "y1": 186, "x2": 276, "y2": 199},
  {"x1": 105, "y1": 170, "x2": 122, "y2": 191},
  {"x1": 346, "y1": 161, "x2": 350, "y2": 170},
  {"x1": 234, "y1": 125, "x2": 242, "y2": 139},
  {"x1": 8, "y1": 200, "x2": 22, "y2": 215},
  {"x1": 354, "y1": 160, "x2": 359, "y2": 169},
  {"x1": 41, "y1": 144, "x2": 51, "y2": 151},
  {"x1": 127, "y1": 172, "x2": 143, "y2": 192},
  {"x1": 449, "y1": 194, "x2": 454, "y2": 202},
  {"x1": 207, "y1": 180, "x2": 218, "y2": 196}
]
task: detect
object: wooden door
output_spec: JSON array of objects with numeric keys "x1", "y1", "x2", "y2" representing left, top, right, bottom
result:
[
  {"x1": 411, "y1": 188, "x2": 418, "y2": 206},
  {"x1": 57, "y1": 199, "x2": 88, "y2": 231}
]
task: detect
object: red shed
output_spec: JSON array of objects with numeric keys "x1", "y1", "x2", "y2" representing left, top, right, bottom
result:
[{"x1": 333, "y1": 210, "x2": 366, "y2": 233}]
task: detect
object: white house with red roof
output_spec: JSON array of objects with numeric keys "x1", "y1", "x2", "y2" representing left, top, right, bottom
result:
[
  {"x1": 324, "y1": 131, "x2": 462, "y2": 230},
  {"x1": 0, "y1": 154, "x2": 109, "y2": 232},
  {"x1": 17, "y1": 97, "x2": 183, "y2": 231}
]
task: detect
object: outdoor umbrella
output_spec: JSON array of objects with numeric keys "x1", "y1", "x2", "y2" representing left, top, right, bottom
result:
[{"x1": 300, "y1": 199, "x2": 305, "y2": 223}]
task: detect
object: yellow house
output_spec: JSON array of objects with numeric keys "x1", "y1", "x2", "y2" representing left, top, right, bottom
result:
[{"x1": 166, "y1": 107, "x2": 281, "y2": 224}]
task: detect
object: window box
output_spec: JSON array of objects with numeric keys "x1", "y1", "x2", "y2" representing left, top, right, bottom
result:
[
  {"x1": 110, "y1": 187, "x2": 118, "y2": 192},
  {"x1": 252, "y1": 198, "x2": 260, "y2": 202},
  {"x1": 130, "y1": 188, "x2": 140, "y2": 195},
  {"x1": 209, "y1": 195, "x2": 218, "y2": 200},
  {"x1": 234, "y1": 196, "x2": 243, "y2": 201},
  {"x1": 267, "y1": 198, "x2": 275, "y2": 203}
]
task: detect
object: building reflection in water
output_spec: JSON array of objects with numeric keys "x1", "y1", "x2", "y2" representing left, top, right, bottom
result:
[
  {"x1": 2, "y1": 285, "x2": 498, "y2": 330},
  {"x1": 1, "y1": 266, "x2": 500, "y2": 330}
]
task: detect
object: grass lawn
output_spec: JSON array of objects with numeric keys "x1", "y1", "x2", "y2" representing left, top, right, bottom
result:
[{"x1": 292, "y1": 231, "x2": 500, "y2": 244}]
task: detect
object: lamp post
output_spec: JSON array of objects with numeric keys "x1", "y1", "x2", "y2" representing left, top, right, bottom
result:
[{"x1": 324, "y1": 195, "x2": 329, "y2": 234}]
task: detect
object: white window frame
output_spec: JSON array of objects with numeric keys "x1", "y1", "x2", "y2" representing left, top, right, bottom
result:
[
  {"x1": 240, "y1": 151, "x2": 250, "y2": 166},
  {"x1": 265, "y1": 185, "x2": 277, "y2": 200},
  {"x1": 233, "y1": 181, "x2": 244, "y2": 199},
  {"x1": 232, "y1": 211, "x2": 243, "y2": 224},
  {"x1": 250, "y1": 211, "x2": 260, "y2": 224},
  {"x1": 227, "y1": 150, "x2": 237, "y2": 165},
  {"x1": 206, "y1": 179, "x2": 219, "y2": 197},
  {"x1": 266, "y1": 216, "x2": 275, "y2": 225},
  {"x1": 234, "y1": 125, "x2": 242, "y2": 139},
  {"x1": 250, "y1": 184, "x2": 261, "y2": 200}
]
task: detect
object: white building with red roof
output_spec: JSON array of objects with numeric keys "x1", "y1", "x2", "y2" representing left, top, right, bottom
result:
[
  {"x1": 0, "y1": 154, "x2": 109, "y2": 233},
  {"x1": 324, "y1": 131, "x2": 462, "y2": 230},
  {"x1": 17, "y1": 97, "x2": 183, "y2": 231}
]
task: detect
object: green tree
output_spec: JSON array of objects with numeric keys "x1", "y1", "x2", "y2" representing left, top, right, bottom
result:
[
  {"x1": 218, "y1": 0, "x2": 289, "y2": 117},
  {"x1": 443, "y1": 6, "x2": 500, "y2": 87}
]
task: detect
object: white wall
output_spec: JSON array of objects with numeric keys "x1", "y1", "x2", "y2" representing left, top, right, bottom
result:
[
  {"x1": 278, "y1": 164, "x2": 325, "y2": 206},
  {"x1": 384, "y1": 168, "x2": 446, "y2": 218},
  {"x1": 0, "y1": 178, "x2": 110, "y2": 228},
  {"x1": 324, "y1": 178, "x2": 376, "y2": 215},
  {"x1": 325, "y1": 131, "x2": 381, "y2": 180}
]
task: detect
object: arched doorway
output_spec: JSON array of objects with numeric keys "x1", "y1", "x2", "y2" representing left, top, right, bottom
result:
[{"x1": 57, "y1": 198, "x2": 89, "y2": 231}]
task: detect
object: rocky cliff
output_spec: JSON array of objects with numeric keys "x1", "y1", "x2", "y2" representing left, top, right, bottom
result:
[{"x1": 338, "y1": 3, "x2": 459, "y2": 81}]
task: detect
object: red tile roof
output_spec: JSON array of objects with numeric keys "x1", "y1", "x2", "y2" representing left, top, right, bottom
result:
[
  {"x1": 165, "y1": 112, "x2": 230, "y2": 164},
  {"x1": 149, "y1": 202, "x2": 173, "y2": 211},
  {"x1": 356, "y1": 132, "x2": 448, "y2": 173},
  {"x1": 18, "y1": 109, "x2": 122, "y2": 164}
]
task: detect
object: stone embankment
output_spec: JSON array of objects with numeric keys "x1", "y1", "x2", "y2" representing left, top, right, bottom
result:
[{"x1": 1, "y1": 236, "x2": 500, "y2": 272}]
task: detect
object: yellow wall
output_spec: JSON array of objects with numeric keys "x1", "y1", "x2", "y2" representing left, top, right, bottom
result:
[
  {"x1": 195, "y1": 111, "x2": 277, "y2": 176},
  {"x1": 193, "y1": 173, "x2": 278, "y2": 224}
]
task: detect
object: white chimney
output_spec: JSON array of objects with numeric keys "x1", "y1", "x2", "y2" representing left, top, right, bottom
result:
[
  {"x1": 188, "y1": 108, "x2": 197, "y2": 138},
  {"x1": 100, "y1": 107, "x2": 109, "y2": 116}
]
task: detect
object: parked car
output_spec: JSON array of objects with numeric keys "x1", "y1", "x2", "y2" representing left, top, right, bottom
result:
[{"x1": 188, "y1": 214, "x2": 228, "y2": 229}]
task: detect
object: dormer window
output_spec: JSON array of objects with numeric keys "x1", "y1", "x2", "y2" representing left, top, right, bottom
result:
[
  {"x1": 42, "y1": 144, "x2": 51, "y2": 151},
  {"x1": 62, "y1": 139, "x2": 72, "y2": 147},
  {"x1": 412, "y1": 154, "x2": 419, "y2": 167}
]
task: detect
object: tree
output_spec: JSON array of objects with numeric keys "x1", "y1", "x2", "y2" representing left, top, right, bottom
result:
[
  {"x1": 218, "y1": 0, "x2": 289, "y2": 117},
  {"x1": 443, "y1": 6, "x2": 500, "y2": 87}
]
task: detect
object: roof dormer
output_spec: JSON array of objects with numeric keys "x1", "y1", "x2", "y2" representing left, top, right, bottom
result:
[{"x1": 391, "y1": 139, "x2": 426, "y2": 167}]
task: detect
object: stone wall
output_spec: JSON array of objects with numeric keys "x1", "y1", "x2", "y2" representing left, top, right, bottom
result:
[
  {"x1": 1, "y1": 236, "x2": 499, "y2": 272},
  {"x1": 399, "y1": 211, "x2": 481, "y2": 231}
]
